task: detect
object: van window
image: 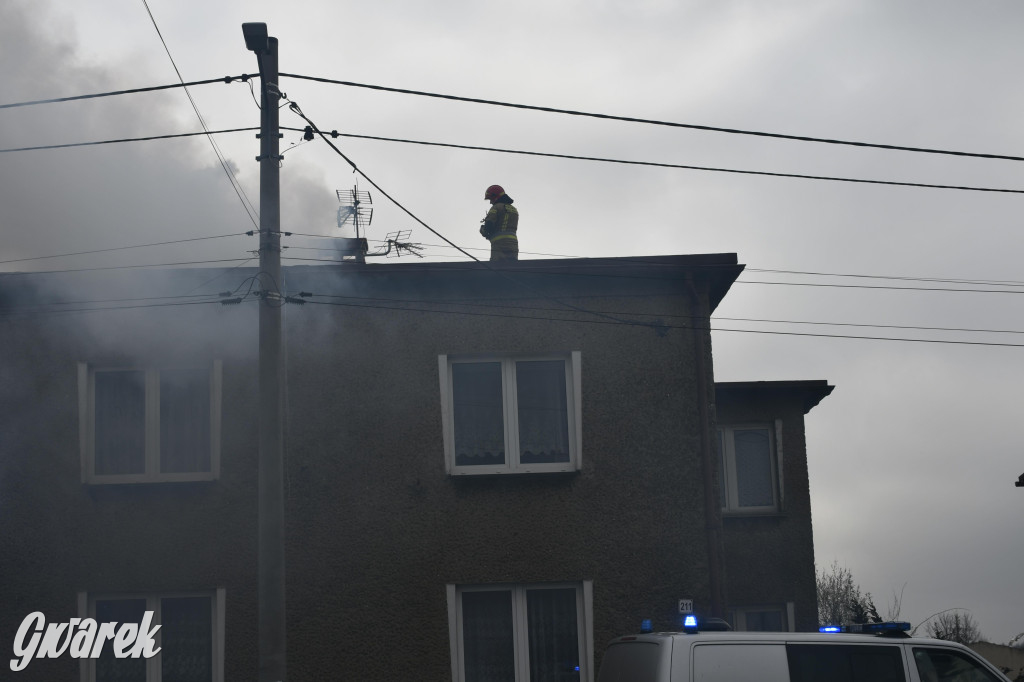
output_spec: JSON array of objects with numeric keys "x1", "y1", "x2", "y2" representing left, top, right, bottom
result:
[
  {"x1": 913, "y1": 648, "x2": 1003, "y2": 682},
  {"x1": 692, "y1": 643, "x2": 789, "y2": 681},
  {"x1": 597, "y1": 642, "x2": 662, "y2": 682},
  {"x1": 786, "y1": 644, "x2": 906, "y2": 682}
]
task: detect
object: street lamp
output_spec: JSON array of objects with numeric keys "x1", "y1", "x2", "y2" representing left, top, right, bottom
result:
[{"x1": 242, "y1": 21, "x2": 285, "y2": 682}]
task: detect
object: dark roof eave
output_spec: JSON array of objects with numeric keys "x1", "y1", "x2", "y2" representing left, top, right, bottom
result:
[
  {"x1": 715, "y1": 380, "x2": 835, "y2": 414},
  {"x1": 283, "y1": 252, "x2": 743, "y2": 309}
]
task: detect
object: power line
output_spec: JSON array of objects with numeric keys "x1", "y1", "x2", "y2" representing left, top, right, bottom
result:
[
  {"x1": 745, "y1": 267, "x2": 1024, "y2": 288},
  {"x1": 0, "y1": 298, "x2": 242, "y2": 317},
  {"x1": 1, "y1": 257, "x2": 256, "y2": 275},
  {"x1": 0, "y1": 128, "x2": 258, "y2": 154},
  {"x1": 308, "y1": 292, "x2": 1024, "y2": 336},
  {"x1": 287, "y1": 99, "x2": 647, "y2": 328},
  {"x1": 404, "y1": 243, "x2": 1024, "y2": 287},
  {"x1": 184, "y1": 257, "x2": 258, "y2": 295},
  {"x1": 1, "y1": 292, "x2": 226, "y2": 308},
  {"x1": 8, "y1": 124, "x2": 1023, "y2": 194},
  {"x1": 7, "y1": 72, "x2": 1021, "y2": 165},
  {"x1": 0, "y1": 232, "x2": 251, "y2": 266},
  {"x1": 7, "y1": 274, "x2": 1024, "y2": 342},
  {"x1": 366, "y1": 236, "x2": 1024, "y2": 291},
  {"x1": 278, "y1": 73, "x2": 1024, "y2": 163},
  {"x1": 279, "y1": 128, "x2": 1024, "y2": 195},
  {"x1": 284, "y1": 102, "x2": 480, "y2": 262},
  {"x1": 11, "y1": 229, "x2": 1012, "y2": 296},
  {"x1": 139, "y1": 1, "x2": 260, "y2": 229},
  {"x1": 279, "y1": 251, "x2": 1024, "y2": 294},
  {"x1": 0, "y1": 75, "x2": 251, "y2": 110},
  {"x1": 735, "y1": 279, "x2": 1024, "y2": 294},
  {"x1": 299, "y1": 298, "x2": 1024, "y2": 348}
]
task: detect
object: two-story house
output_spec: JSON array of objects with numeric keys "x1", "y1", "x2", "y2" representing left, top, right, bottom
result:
[{"x1": 0, "y1": 253, "x2": 831, "y2": 681}]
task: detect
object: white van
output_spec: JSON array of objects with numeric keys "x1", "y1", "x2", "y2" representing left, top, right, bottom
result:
[{"x1": 597, "y1": 622, "x2": 1011, "y2": 682}]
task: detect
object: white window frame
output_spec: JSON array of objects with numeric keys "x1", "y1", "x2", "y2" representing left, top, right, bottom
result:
[
  {"x1": 79, "y1": 361, "x2": 222, "y2": 484},
  {"x1": 438, "y1": 352, "x2": 582, "y2": 475},
  {"x1": 446, "y1": 581, "x2": 594, "y2": 682},
  {"x1": 78, "y1": 588, "x2": 226, "y2": 682},
  {"x1": 718, "y1": 422, "x2": 780, "y2": 513},
  {"x1": 727, "y1": 603, "x2": 795, "y2": 632}
]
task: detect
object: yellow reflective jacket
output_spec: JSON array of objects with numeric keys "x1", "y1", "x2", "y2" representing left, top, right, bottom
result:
[{"x1": 481, "y1": 196, "x2": 518, "y2": 242}]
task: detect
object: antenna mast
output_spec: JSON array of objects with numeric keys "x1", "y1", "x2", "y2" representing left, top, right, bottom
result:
[{"x1": 337, "y1": 183, "x2": 373, "y2": 239}]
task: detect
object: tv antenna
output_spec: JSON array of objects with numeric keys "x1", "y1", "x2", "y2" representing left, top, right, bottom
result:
[
  {"x1": 332, "y1": 183, "x2": 424, "y2": 263},
  {"x1": 337, "y1": 184, "x2": 373, "y2": 238}
]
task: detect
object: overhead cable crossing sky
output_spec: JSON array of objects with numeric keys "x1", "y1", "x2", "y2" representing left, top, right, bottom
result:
[{"x1": 2, "y1": 73, "x2": 1023, "y2": 161}]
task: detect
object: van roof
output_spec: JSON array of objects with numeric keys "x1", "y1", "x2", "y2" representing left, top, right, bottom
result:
[{"x1": 606, "y1": 632, "x2": 971, "y2": 649}]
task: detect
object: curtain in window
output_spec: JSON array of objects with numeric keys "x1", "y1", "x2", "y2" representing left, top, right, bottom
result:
[
  {"x1": 734, "y1": 428, "x2": 774, "y2": 507},
  {"x1": 95, "y1": 598, "x2": 147, "y2": 682},
  {"x1": 161, "y1": 596, "x2": 213, "y2": 682},
  {"x1": 160, "y1": 369, "x2": 211, "y2": 474},
  {"x1": 462, "y1": 590, "x2": 516, "y2": 682},
  {"x1": 516, "y1": 361, "x2": 569, "y2": 464},
  {"x1": 453, "y1": 363, "x2": 506, "y2": 466},
  {"x1": 527, "y1": 588, "x2": 580, "y2": 682},
  {"x1": 95, "y1": 371, "x2": 146, "y2": 475}
]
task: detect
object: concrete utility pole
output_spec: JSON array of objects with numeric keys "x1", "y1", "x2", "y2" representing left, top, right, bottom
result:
[{"x1": 242, "y1": 22, "x2": 286, "y2": 682}]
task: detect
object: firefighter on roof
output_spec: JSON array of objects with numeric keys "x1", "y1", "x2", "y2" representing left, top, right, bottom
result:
[{"x1": 480, "y1": 184, "x2": 519, "y2": 261}]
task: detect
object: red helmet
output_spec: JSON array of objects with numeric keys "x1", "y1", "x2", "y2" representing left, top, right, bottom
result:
[{"x1": 484, "y1": 184, "x2": 505, "y2": 200}]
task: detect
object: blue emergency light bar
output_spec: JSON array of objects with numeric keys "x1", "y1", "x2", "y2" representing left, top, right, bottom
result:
[
  {"x1": 682, "y1": 614, "x2": 699, "y2": 633},
  {"x1": 819, "y1": 622, "x2": 911, "y2": 634}
]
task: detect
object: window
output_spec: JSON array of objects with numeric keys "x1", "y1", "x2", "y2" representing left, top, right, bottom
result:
[
  {"x1": 79, "y1": 589, "x2": 225, "y2": 682},
  {"x1": 692, "y1": 644, "x2": 789, "y2": 681},
  {"x1": 786, "y1": 644, "x2": 906, "y2": 682},
  {"x1": 439, "y1": 353, "x2": 582, "y2": 475},
  {"x1": 717, "y1": 423, "x2": 779, "y2": 512},
  {"x1": 79, "y1": 362, "x2": 222, "y2": 483},
  {"x1": 726, "y1": 604, "x2": 794, "y2": 632},
  {"x1": 913, "y1": 647, "x2": 1005, "y2": 682},
  {"x1": 446, "y1": 582, "x2": 593, "y2": 682}
]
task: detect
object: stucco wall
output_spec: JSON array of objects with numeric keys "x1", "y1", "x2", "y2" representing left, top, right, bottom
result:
[
  {"x1": 715, "y1": 383, "x2": 828, "y2": 633},
  {"x1": 0, "y1": 285, "x2": 261, "y2": 680},
  {"x1": 281, "y1": 264, "x2": 716, "y2": 679},
  {"x1": 0, "y1": 257, "x2": 744, "y2": 680}
]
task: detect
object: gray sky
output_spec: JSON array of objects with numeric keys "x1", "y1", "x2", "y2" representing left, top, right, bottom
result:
[{"x1": 2, "y1": 0, "x2": 1022, "y2": 644}]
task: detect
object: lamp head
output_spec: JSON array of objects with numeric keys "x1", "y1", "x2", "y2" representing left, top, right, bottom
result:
[{"x1": 242, "y1": 23, "x2": 269, "y2": 53}]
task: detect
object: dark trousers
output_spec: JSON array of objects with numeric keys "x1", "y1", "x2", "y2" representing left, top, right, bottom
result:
[{"x1": 490, "y1": 238, "x2": 518, "y2": 261}]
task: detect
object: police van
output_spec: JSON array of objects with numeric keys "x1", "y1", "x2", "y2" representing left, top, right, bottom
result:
[{"x1": 596, "y1": 618, "x2": 1011, "y2": 682}]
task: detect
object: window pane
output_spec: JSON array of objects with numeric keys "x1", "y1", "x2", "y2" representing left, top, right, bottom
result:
[
  {"x1": 161, "y1": 596, "x2": 213, "y2": 682},
  {"x1": 787, "y1": 644, "x2": 906, "y2": 682},
  {"x1": 95, "y1": 371, "x2": 146, "y2": 475},
  {"x1": 733, "y1": 429, "x2": 774, "y2": 507},
  {"x1": 452, "y1": 362, "x2": 506, "y2": 466},
  {"x1": 913, "y1": 648, "x2": 1003, "y2": 682},
  {"x1": 95, "y1": 598, "x2": 147, "y2": 682},
  {"x1": 597, "y1": 642, "x2": 662, "y2": 682},
  {"x1": 527, "y1": 588, "x2": 580, "y2": 682},
  {"x1": 462, "y1": 590, "x2": 515, "y2": 682},
  {"x1": 160, "y1": 369, "x2": 211, "y2": 473},
  {"x1": 516, "y1": 360, "x2": 569, "y2": 464},
  {"x1": 693, "y1": 644, "x2": 790, "y2": 682}
]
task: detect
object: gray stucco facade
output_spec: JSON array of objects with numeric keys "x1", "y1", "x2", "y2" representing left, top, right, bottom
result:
[
  {"x1": 0, "y1": 254, "x2": 829, "y2": 680},
  {"x1": 715, "y1": 380, "x2": 834, "y2": 634}
]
